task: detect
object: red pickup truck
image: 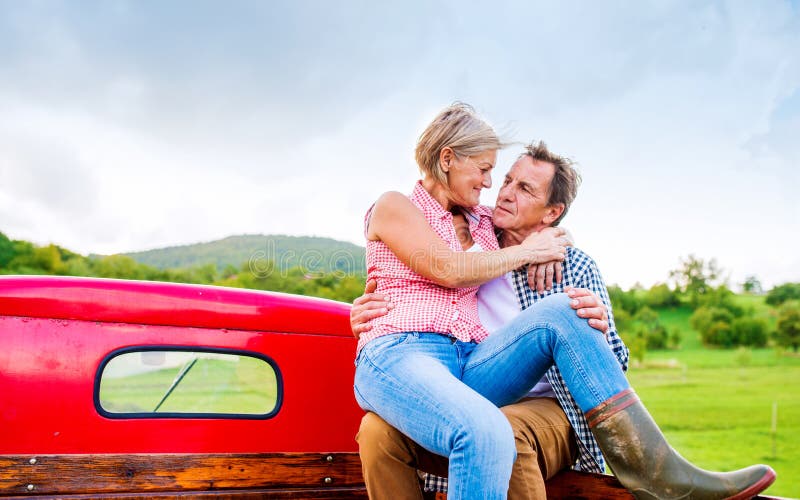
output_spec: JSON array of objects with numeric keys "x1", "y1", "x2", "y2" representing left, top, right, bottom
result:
[{"x1": 0, "y1": 276, "x2": 779, "y2": 499}]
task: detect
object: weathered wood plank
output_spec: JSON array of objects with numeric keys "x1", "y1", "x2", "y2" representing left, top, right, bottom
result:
[
  {"x1": 0, "y1": 487, "x2": 368, "y2": 500},
  {"x1": 546, "y1": 470, "x2": 634, "y2": 499},
  {"x1": 0, "y1": 454, "x2": 783, "y2": 499},
  {"x1": 545, "y1": 470, "x2": 783, "y2": 500},
  {"x1": 0, "y1": 454, "x2": 363, "y2": 496}
]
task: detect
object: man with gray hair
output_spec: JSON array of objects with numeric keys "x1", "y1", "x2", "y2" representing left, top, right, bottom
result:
[{"x1": 352, "y1": 141, "x2": 627, "y2": 499}]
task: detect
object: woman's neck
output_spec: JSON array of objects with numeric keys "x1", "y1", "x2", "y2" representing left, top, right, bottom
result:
[{"x1": 421, "y1": 178, "x2": 455, "y2": 212}]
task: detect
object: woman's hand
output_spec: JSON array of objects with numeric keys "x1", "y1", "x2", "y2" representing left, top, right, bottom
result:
[
  {"x1": 566, "y1": 286, "x2": 609, "y2": 336},
  {"x1": 520, "y1": 227, "x2": 570, "y2": 265},
  {"x1": 350, "y1": 279, "x2": 393, "y2": 340}
]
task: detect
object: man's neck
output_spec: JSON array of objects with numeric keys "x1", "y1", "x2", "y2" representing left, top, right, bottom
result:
[{"x1": 497, "y1": 224, "x2": 549, "y2": 249}]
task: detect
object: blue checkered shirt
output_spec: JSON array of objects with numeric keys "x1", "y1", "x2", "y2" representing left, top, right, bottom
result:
[{"x1": 423, "y1": 246, "x2": 629, "y2": 493}]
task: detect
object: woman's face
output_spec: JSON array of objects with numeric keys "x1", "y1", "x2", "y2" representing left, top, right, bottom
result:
[{"x1": 445, "y1": 149, "x2": 497, "y2": 208}]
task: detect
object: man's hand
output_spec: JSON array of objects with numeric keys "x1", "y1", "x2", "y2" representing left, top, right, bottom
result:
[
  {"x1": 527, "y1": 261, "x2": 563, "y2": 293},
  {"x1": 350, "y1": 279, "x2": 393, "y2": 340},
  {"x1": 566, "y1": 286, "x2": 608, "y2": 336}
]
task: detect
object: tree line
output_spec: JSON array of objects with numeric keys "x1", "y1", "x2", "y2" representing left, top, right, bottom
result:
[
  {"x1": 609, "y1": 255, "x2": 800, "y2": 360},
  {"x1": 0, "y1": 232, "x2": 366, "y2": 303}
]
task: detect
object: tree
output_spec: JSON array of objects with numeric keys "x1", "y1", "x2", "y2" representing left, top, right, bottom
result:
[
  {"x1": 669, "y1": 254, "x2": 725, "y2": 307},
  {"x1": 644, "y1": 283, "x2": 680, "y2": 308},
  {"x1": 776, "y1": 301, "x2": 800, "y2": 352},
  {"x1": 0, "y1": 232, "x2": 15, "y2": 268},
  {"x1": 741, "y1": 275, "x2": 763, "y2": 294},
  {"x1": 697, "y1": 285, "x2": 743, "y2": 316},
  {"x1": 91, "y1": 255, "x2": 147, "y2": 280},
  {"x1": 766, "y1": 283, "x2": 800, "y2": 307}
]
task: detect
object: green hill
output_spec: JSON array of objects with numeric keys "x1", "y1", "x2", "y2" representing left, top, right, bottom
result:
[{"x1": 121, "y1": 234, "x2": 366, "y2": 275}]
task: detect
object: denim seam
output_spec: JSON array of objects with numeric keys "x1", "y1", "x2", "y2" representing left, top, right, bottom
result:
[
  {"x1": 553, "y1": 323, "x2": 604, "y2": 406},
  {"x1": 464, "y1": 321, "x2": 553, "y2": 372}
]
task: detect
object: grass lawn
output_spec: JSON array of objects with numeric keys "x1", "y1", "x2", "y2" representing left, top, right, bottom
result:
[{"x1": 626, "y1": 299, "x2": 800, "y2": 498}]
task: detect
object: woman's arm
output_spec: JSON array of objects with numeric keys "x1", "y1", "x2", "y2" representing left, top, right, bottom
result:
[{"x1": 367, "y1": 191, "x2": 568, "y2": 288}]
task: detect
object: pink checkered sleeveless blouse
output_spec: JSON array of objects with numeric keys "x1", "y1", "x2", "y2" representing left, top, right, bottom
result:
[{"x1": 357, "y1": 181, "x2": 500, "y2": 353}]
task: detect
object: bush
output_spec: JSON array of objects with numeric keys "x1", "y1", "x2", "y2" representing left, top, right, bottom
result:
[
  {"x1": 617, "y1": 306, "x2": 674, "y2": 356},
  {"x1": 776, "y1": 301, "x2": 800, "y2": 352},
  {"x1": 766, "y1": 283, "x2": 800, "y2": 306},
  {"x1": 690, "y1": 306, "x2": 733, "y2": 335},
  {"x1": 691, "y1": 303, "x2": 769, "y2": 348},
  {"x1": 644, "y1": 283, "x2": 680, "y2": 308},
  {"x1": 730, "y1": 317, "x2": 768, "y2": 347},
  {"x1": 627, "y1": 324, "x2": 648, "y2": 364},
  {"x1": 608, "y1": 285, "x2": 643, "y2": 315},
  {"x1": 691, "y1": 306, "x2": 735, "y2": 347}
]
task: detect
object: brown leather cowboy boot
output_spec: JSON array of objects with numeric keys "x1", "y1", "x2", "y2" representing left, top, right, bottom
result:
[{"x1": 587, "y1": 389, "x2": 776, "y2": 500}]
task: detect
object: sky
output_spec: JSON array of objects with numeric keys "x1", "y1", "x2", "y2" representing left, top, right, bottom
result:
[{"x1": 1, "y1": 0, "x2": 798, "y2": 290}]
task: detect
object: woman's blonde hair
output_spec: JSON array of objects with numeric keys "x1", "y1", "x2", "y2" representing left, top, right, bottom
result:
[{"x1": 415, "y1": 103, "x2": 503, "y2": 185}]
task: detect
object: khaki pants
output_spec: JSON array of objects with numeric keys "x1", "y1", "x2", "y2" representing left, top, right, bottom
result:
[{"x1": 356, "y1": 397, "x2": 578, "y2": 500}]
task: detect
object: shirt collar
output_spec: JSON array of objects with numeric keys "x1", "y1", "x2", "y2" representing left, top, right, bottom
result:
[{"x1": 411, "y1": 181, "x2": 493, "y2": 226}]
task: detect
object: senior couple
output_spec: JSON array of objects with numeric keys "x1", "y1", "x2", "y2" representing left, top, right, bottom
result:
[{"x1": 350, "y1": 103, "x2": 775, "y2": 499}]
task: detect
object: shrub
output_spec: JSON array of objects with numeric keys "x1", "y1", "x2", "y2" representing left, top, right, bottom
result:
[
  {"x1": 690, "y1": 306, "x2": 733, "y2": 336},
  {"x1": 776, "y1": 301, "x2": 800, "y2": 352},
  {"x1": 644, "y1": 283, "x2": 680, "y2": 308},
  {"x1": 730, "y1": 317, "x2": 768, "y2": 347},
  {"x1": 608, "y1": 285, "x2": 643, "y2": 315},
  {"x1": 766, "y1": 283, "x2": 800, "y2": 306}
]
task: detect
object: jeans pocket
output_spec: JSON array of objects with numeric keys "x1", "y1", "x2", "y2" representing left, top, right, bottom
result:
[{"x1": 359, "y1": 332, "x2": 417, "y2": 361}]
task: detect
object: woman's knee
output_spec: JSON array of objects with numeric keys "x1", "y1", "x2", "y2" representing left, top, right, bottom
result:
[
  {"x1": 453, "y1": 409, "x2": 516, "y2": 462},
  {"x1": 537, "y1": 292, "x2": 572, "y2": 312},
  {"x1": 515, "y1": 292, "x2": 574, "y2": 328}
]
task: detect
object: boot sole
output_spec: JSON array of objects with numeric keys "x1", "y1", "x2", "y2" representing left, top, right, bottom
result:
[{"x1": 724, "y1": 467, "x2": 777, "y2": 500}]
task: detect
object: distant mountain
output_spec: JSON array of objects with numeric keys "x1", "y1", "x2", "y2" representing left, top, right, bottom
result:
[{"x1": 123, "y1": 234, "x2": 366, "y2": 274}]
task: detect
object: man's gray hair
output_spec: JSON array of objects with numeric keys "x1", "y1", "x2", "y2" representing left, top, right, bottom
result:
[{"x1": 522, "y1": 141, "x2": 581, "y2": 226}]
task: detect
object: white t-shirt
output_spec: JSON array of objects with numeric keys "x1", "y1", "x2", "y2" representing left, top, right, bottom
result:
[{"x1": 471, "y1": 243, "x2": 555, "y2": 398}]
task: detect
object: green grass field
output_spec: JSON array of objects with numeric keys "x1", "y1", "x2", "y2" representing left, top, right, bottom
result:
[{"x1": 627, "y1": 302, "x2": 800, "y2": 498}]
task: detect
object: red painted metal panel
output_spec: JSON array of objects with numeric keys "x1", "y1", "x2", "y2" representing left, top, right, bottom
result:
[
  {"x1": 0, "y1": 276, "x2": 352, "y2": 336},
  {"x1": 0, "y1": 277, "x2": 363, "y2": 454}
]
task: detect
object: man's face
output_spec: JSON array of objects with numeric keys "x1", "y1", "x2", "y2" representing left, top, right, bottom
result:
[{"x1": 492, "y1": 156, "x2": 562, "y2": 234}]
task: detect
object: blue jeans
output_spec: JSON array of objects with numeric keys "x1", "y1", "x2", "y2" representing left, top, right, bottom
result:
[{"x1": 353, "y1": 293, "x2": 630, "y2": 500}]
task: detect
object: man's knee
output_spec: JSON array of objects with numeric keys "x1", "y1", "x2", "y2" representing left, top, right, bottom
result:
[
  {"x1": 501, "y1": 404, "x2": 540, "y2": 453},
  {"x1": 357, "y1": 412, "x2": 414, "y2": 464}
]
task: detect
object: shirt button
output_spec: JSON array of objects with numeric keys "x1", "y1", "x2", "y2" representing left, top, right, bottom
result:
[{"x1": 451, "y1": 300, "x2": 457, "y2": 304}]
